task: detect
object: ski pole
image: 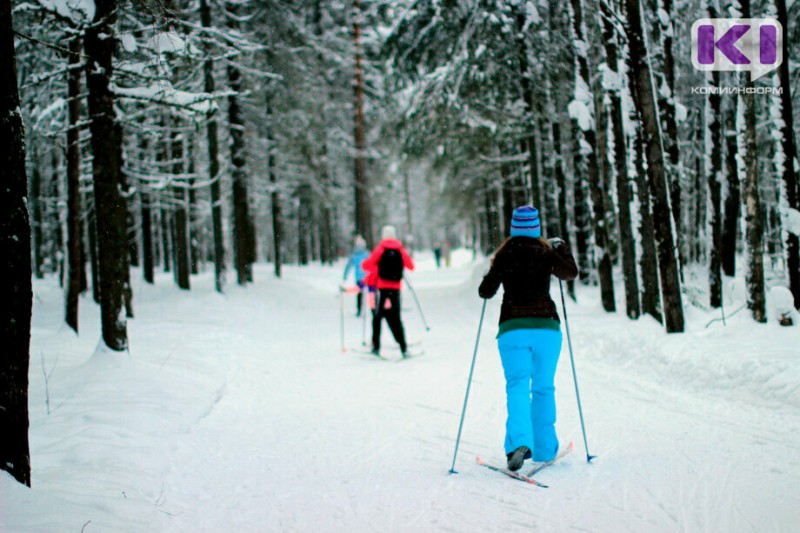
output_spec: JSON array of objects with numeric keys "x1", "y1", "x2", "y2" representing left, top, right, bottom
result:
[
  {"x1": 361, "y1": 288, "x2": 368, "y2": 345},
  {"x1": 559, "y1": 279, "x2": 596, "y2": 463},
  {"x1": 404, "y1": 276, "x2": 430, "y2": 331},
  {"x1": 339, "y1": 287, "x2": 346, "y2": 352},
  {"x1": 448, "y1": 298, "x2": 487, "y2": 474}
]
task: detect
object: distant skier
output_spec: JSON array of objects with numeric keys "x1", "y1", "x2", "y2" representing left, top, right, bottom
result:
[
  {"x1": 478, "y1": 206, "x2": 578, "y2": 472},
  {"x1": 343, "y1": 236, "x2": 370, "y2": 317},
  {"x1": 361, "y1": 225, "x2": 415, "y2": 356},
  {"x1": 433, "y1": 242, "x2": 442, "y2": 268}
]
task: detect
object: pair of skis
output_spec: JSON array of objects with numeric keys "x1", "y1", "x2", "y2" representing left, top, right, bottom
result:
[
  {"x1": 352, "y1": 340, "x2": 424, "y2": 361},
  {"x1": 354, "y1": 347, "x2": 425, "y2": 361},
  {"x1": 475, "y1": 441, "x2": 574, "y2": 487}
]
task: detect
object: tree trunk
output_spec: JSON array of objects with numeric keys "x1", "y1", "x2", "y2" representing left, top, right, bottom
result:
[
  {"x1": 265, "y1": 95, "x2": 282, "y2": 278},
  {"x1": 568, "y1": 0, "x2": 615, "y2": 312},
  {"x1": 654, "y1": 0, "x2": 681, "y2": 262},
  {"x1": 172, "y1": 127, "x2": 190, "y2": 290},
  {"x1": 65, "y1": 38, "x2": 83, "y2": 332},
  {"x1": 79, "y1": 192, "x2": 88, "y2": 293},
  {"x1": 484, "y1": 178, "x2": 502, "y2": 254},
  {"x1": 298, "y1": 184, "x2": 312, "y2": 265},
  {"x1": 200, "y1": 0, "x2": 225, "y2": 292},
  {"x1": 545, "y1": 2, "x2": 574, "y2": 298},
  {"x1": 31, "y1": 143, "x2": 44, "y2": 279},
  {"x1": 776, "y1": 0, "x2": 800, "y2": 308},
  {"x1": 50, "y1": 151, "x2": 65, "y2": 283},
  {"x1": 599, "y1": 3, "x2": 640, "y2": 319},
  {"x1": 501, "y1": 143, "x2": 528, "y2": 226},
  {"x1": 352, "y1": 0, "x2": 373, "y2": 245},
  {"x1": 722, "y1": 89, "x2": 740, "y2": 277},
  {"x1": 88, "y1": 202, "x2": 101, "y2": 303},
  {"x1": 84, "y1": 0, "x2": 128, "y2": 350},
  {"x1": 708, "y1": 68, "x2": 723, "y2": 308},
  {"x1": 625, "y1": 0, "x2": 684, "y2": 332},
  {"x1": 635, "y1": 132, "x2": 661, "y2": 322},
  {"x1": 571, "y1": 126, "x2": 591, "y2": 283},
  {"x1": 188, "y1": 181, "x2": 199, "y2": 275},
  {"x1": 311, "y1": 0, "x2": 337, "y2": 266},
  {"x1": 403, "y1": 171, "x2": 414, "y2": 251},
  {"x1": 513, "y1": 5, "x2": 542, "y2": 213},
  {"x1": 228, "y1": 59, "x2": 252, "y2": 285},
  {"x1": 741, "y1": 0, "x2": 766, "y2": 323},
  {"x1": 0, "y1": 0, "x2": 32, "y2": 486},
  {"x1": 160, "y1": 202, "x2": 172, "y2": 273},
  {"x1": 140, "y1": 188, "x2": 154, "y2": 284}
]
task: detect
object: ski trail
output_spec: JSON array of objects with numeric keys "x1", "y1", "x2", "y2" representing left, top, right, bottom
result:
[{"x1": 15, "y1": 252, "x2": 799, "y2": 532}]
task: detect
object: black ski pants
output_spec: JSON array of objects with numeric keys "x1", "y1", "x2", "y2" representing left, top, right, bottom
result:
[{"x1": 372, "y1": 289, "x2": 407, "y2": 352}]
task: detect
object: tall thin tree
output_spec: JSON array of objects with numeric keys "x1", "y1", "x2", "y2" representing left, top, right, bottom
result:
[
  {"x1": 200, "y1": 0, "x2": 225, "y2": 293},
  {"x1": 65, "y1": 37, "x2": 83, "y2": 332},
  {"x1": 599, "y1": 2, "x2": 640, "y2": 319},
  {"x1": 625, "y1": 0, "x2": 684, "y2": 332},
  {"x1": 568, "y1": 0, "x2": 615, "y2": 312},
  {"x1": 741, "y1": 0, "x2": 766, "y2": 322},
  {"x1": 775, "y1": 0, "x2": 800, "y2": 308},
  {"x1": 0, "y1": 0, "x2": 32, "y2": 486},
  {"x1": 352, "y1": 0, "x2": 373, "y2": 244},
  {"x1": 84, "y1": 0, "x2": 129, "y2": 350}
]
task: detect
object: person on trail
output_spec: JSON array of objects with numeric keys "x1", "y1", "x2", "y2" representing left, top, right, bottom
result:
[
  {"x1": 343, "y1": 236, "x2": 370, "y2": 316},
  {"x1": 478, "y1": 206, "x2": 578, "y2": 472},
  {"x1": 361, "y1": 225, "x2": 415, "y2": 357}
]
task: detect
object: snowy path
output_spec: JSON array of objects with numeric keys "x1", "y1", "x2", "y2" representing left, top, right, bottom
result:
[{"x1": 4, "y1": 251, "x2": 800, "y2": 531}]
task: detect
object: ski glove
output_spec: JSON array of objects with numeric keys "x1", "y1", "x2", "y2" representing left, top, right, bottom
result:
[{"x1": 547, "y1": 237, "x2": 566, "y2": 249}]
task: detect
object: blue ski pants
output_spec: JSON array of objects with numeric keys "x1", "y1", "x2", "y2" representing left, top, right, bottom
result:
[{"x1": 497, "y1": 328, "x2": 562, "y2": 462}]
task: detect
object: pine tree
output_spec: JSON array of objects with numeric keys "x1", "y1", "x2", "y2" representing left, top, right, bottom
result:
[
  {"x1": 568, "y1": 0, "x2": 615, "y2": 312},
  {"x1": 0, "y1": 0, "x2": 32, "y2": 486},
  {"x1": 625, "y1": 0, "x2": 684, "y2": 332},
  {"x1": 775, "y1": 0, "x2": 800, "y2": 309},
  {"x1": 84, "y1": 0, "x2": 129, "y2": 350}
]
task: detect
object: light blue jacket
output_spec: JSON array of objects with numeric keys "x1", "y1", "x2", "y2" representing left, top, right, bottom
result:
[{"x1": 343, "y1": 246, "x2": 369, "y2": 283}]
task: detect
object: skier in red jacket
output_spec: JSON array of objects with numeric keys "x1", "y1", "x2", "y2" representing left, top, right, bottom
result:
[{"x1": 361, "y1": 225, "x2": 415, "y2": 356}]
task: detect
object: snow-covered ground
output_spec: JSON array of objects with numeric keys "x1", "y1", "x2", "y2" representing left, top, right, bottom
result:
[{"x1": 3, "y1": 250, "x2": 800, "y2": 532}]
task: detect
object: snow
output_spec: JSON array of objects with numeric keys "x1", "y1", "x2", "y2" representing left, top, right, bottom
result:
[
  {"x1": 782, "y1": 207, "x2": 800, "y2": 236},
  {"x1": 120, "y1": 34, "x2": 138, "y2": 54},
  {"x1": 111, "y1": 84, "x2": 218, "y2": 115},
  {"x1": 656, "y1": 8, "x2": 670, "y2": 27},
  {"x1": 599, "y1": 63, "x2": 623, "y2": 93},
  {"x1": 573, "y1": 39, "x2": 589, "y2": 59},
  {"x1": 520, "y1": 1, "x2": 541, "y2": 33},
  {"x1": 768, "y1": 286, "x2": 795, "y2": 315},
  {"x1": 674, "y1": 101, "x2": 688, "y2": 123},
  {"x1": 37, "y1": 0, "x2": 95, "y2": 23},
  {"x1": 3, "y1": 251, "x2": 800, "y2": 531},
  {"x1": 149, "y1": 32, "x2": 198, "y2": 57},
  {"x1": 569, "y1": 77, "x2": 594, "y2": 132},
  {"x1": 34, "y1": 98, "x2": 65, "y2": 126},
  {"x1": 568, "y1": 100, "x2": 593, "y2": 132}
]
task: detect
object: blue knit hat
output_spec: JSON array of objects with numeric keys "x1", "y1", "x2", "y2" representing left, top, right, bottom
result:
[{"x1": 510, "y1": 206, "x2": 541, "y2": 238}]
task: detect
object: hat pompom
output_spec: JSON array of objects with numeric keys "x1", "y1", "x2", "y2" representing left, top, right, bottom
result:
[{"x1": 381, "y1": 225, "x2": 397, "y2": 240}]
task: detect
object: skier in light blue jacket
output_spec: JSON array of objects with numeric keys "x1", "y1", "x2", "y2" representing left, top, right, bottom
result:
[{"x1": 343, "y1": 236, "x2": 370, "y2": 316}]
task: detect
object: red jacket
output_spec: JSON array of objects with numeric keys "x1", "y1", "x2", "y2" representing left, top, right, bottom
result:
[{"x1": 361, "y1": 238, "x2": 415, "y2": 290}]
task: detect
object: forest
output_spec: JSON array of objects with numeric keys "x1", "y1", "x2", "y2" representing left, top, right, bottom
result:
[{"x1": 1, "y1": 0, "x2": 798, "y2": 490}]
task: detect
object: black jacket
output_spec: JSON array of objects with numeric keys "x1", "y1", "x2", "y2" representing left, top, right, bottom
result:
[{"x1": 478, "y1": 237, "x2": 578, "y2": 324}]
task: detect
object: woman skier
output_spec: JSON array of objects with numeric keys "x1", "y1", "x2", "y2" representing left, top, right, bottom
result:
[
  {"x1": 478, "y1": 206, "x2": 578, "y2": 472},
  {"x1": 343, "y1": 236, "x2": 370, "y2": 316}
]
